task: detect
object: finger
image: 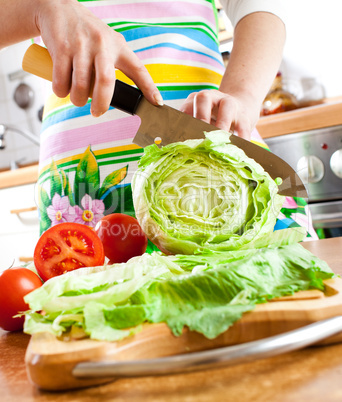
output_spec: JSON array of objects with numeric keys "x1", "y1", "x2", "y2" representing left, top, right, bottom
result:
[
  {"x1": 192, "y1": 90, "x2": 213, "y2": 123},
  {"x1": 116, "y1": 46, "x2": 163, "y2": 106},
  {"x1": 234, "y1": 121, "x2": 251, "y2": 140},
  {"x1": 192, "y1": 94, "x2": 198, "y2": 117},
  {"x1": 214, "y1": 98, "x2": 235, "y2": 132},
  {"x1": 70, "y1": 49, "x2": 94, "y2": 107},
  {"x1": 52, "y1": 53, "x2": 72, "y2": 99},
  {"x1": 90, "y1": 53, "x2": 116, "y2": 117},
  {"x1": 178, "y1": 93, "x2": 196, "y2": 115}
]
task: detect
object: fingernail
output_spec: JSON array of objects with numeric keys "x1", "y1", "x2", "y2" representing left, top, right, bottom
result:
[
  {"x1": 153, "y1": 91, "x2": 164, "y2": 106},
  {"x1": 91, "y1": 110, "x2": 105, "y2": 118}
]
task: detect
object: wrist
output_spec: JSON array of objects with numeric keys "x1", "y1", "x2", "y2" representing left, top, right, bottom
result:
[
  {"x1": 219, "y1": 82, "x2": 261, "y2": 112},
  {"x1": 0, "y1": 0, "x2": 43, "y2": 47},
  {"x1": 35, "y1": 0, "x2": 77, "y2": 34}
]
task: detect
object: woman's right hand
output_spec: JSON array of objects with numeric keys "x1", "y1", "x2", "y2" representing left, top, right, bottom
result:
[{"x1": 35, "y1": 0, "x2": 162, "y2": 116}]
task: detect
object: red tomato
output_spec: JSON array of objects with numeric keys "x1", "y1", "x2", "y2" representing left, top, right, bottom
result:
[
  {"x1": 95, "y1": 214, "x2": 148, "y2": 264},
  {"x1": 0, "y1": 267, "x2": 42, "y2": 332},
  {"x1": 34, "y1": 222, "x2": 105, "y2": 281}
]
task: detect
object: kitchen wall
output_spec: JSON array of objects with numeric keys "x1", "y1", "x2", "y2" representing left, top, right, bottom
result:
[
  {"x1": 280, "y1": 0, "x2": 342, "y2": 102},
  {"x1": 219, "y1": 0, "x2": 342, "y2": 102},
  {"x1": 0, "y1": 0, "x2": 341, "y2": 171},
  {"x1": 0, "y1": 40, "x2": 46, "y2": 170}
]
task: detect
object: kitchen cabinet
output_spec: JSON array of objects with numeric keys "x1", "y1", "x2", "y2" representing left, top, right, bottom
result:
[{"x1": 0, "y1": 183, "x2": 40, "y2": 268}]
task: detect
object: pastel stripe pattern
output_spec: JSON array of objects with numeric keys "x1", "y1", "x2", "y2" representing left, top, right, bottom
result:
[
  {"x1": 36, "y1": 0, "x2": 315, "y2": 239},
  {"x1": 39, "y1": 0, "x2": 223, "y2": 174}
]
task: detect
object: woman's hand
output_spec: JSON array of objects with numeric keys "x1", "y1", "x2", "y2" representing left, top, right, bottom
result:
[
  {"x1": 35, "y1": 0, "x2": 162, "y2": 117},
  {"x1": 0, "y1": 0, "x2": 162, "y2": 116},
  {"x1": 179, "y1": 89, "x2": 259, "y2": 140}
]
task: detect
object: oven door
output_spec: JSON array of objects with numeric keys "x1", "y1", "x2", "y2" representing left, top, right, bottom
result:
[
  {"x1": 264, "y1": 125, "x2": 342, "y2": 238},
  {"x1": 308, "y1": 200, "x2": 342, "y2": 237}
]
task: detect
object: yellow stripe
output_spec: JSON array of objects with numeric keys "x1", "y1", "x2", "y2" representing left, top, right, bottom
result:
[
  {"x1": 93, "y1": 143, "x2": 141, "y2": 156},
  {"x1": 251, "y1": 139, "x2": 269, "y2": 150},
  {"x1": 117, "y1": 64, "x2": 222, "y2": 86},
  {"x1": 39, "y1": 144, "x2": 141, "y2": 175},
  {"x1": 43, "y1": 94, "x2": 72, "y2": 116}
]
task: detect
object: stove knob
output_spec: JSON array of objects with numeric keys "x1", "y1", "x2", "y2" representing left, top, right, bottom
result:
[
  {"x1": 296, "y1": 155, "x2": 324, "y2": 184},
  {"x1": 330, "y1": 149, "x2": 342, "y2": 178}
]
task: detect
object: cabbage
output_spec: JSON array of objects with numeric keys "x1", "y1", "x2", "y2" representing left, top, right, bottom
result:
[{"x1": 132, "y1": 130, "x2": 298, "y2": 255}]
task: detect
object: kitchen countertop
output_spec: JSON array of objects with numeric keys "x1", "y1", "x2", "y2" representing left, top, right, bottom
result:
[
  {"x1": 1, "y1": 237, "x2": 342, "y2": 402},
  {"x1": 0, "y1": 164, "x2": 38, "y2": 190},
  {"x1": 256, "y1": 96, "x2": 342, "y2": 138}
]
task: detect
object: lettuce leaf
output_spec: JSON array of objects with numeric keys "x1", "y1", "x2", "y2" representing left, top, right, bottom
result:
[{"x1": 24, "y1": 244, "x2": 334, "y2": 341}]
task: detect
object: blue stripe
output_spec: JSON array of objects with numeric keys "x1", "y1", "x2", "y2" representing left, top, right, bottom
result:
[
  {"x1": 99, "y1": 182, "x2": 130, "y2": 201},
  {"x1": 42, "y1": 102, "x2": 92, "y2": 132},
  {"x1": 121, "y1": 26, "x2": 219, "y2": 53},
  {"x1": 274, "y1": 218, "x2": 295, "y2": 231},
  {"x1": 160, "y1": 88, "x2": 218, "y2": 100}
]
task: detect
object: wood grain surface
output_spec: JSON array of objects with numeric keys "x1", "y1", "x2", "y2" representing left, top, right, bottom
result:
[{"x1": 1, "y1": 237, "x2": 342, "y2": 401}]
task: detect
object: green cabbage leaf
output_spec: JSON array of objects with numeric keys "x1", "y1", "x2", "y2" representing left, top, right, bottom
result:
[{"x1": 132, "y1": 130, "x2": 300, "y2": 255}]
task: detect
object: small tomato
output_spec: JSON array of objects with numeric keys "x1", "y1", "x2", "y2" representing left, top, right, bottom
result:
[
  {"x1": 95, "y1": 213, "x2": 148, "y2": 264},
  {"x1": 0, "y1": 267, "x2": 42, "y2": 332}
]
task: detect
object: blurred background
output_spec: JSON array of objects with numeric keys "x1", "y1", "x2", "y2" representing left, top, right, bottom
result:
[{"x1": 0, "y1": 0, "x2": 341, "y2": 171}]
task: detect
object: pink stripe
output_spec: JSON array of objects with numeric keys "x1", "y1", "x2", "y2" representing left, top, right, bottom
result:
[
  {"x1": 137, "y1": 48, "x2": 224, "y2": 72},
  {"x1": 251, "y1": 127, "x2": 264, "y2": 143},
  {"x1": 88, "y1": 3, "x2": 216, "y2": 26},
  {"x1": 40, "y1": 116, "x2": 141, "y2": 164}
]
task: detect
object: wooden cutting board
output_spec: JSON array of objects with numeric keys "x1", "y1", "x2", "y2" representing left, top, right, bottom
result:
[{"x1": 25, "y1": 277, "x2": 342, "y2": 391}]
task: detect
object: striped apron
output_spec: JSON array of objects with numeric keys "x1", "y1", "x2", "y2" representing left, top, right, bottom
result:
[{"x1": 37, "y1": 0, "x2": 317, "y2": 240}]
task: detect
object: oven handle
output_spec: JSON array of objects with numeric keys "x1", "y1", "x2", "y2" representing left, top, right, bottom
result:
[{"x1": 312, "y1": 212, "x2": 342, "y2": 225}]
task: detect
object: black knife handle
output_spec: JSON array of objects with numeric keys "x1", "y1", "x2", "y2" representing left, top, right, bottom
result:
[{"x1": 110, "y1": 80, "x2": 143, "y2": 115}]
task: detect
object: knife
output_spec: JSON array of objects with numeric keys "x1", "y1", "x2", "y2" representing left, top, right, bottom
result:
[
  {"x1": 73, "y1": 316, "x2": 342, "y2": 379},
  {"x1": 22, "y1": 44, "x2": 307, "y2": 197}
]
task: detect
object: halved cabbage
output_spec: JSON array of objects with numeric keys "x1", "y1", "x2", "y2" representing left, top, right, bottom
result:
[{"x1": 132, "y1": 131, "x2": 295, "y2": 255}]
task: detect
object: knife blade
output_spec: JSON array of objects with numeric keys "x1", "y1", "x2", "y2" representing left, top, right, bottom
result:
[
  {"x1": 73, "y1": 316, "x2": 342, "y2": 379},
  {"x1": 111, "y1": 80, "x2": 307, "y2": 198},
  {"x1": 22, "y1": 44, "x2": 307, "y2": 198}
]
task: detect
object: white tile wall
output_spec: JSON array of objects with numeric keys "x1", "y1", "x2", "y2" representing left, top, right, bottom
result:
[
  {"x1": 279, "y1": 0, "x2": 342, "y2": 100},
  {"x1": 0, "y1": 41, "x2": 47, "y2": 170}
]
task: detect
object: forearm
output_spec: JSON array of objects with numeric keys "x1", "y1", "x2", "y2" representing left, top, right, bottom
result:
[
  {"x1": 0, "y1": 0, "x2": 161, "y2": 115},
  {"x1": 0, "y1": 0, "x2": 43, "y2": 48},
  {"x1": 219, "y1": 12, "x2": 286, "y2": 108}
]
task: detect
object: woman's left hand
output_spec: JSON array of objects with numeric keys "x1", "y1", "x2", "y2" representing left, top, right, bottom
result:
[{"x1": 179, "y1": 89, "x2": 259, "y2": 140}]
